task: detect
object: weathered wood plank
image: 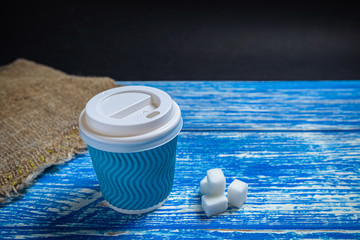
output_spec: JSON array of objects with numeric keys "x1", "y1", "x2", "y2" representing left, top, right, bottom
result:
[
  {"x1": 1, "y1": 81, "x2": 360, "y2": 239},
  {"x1": 1, "y1": 131, "x2": 359, "y2": 238},
  {"x1": 1, "y1": 228, "x2": 360, "y2": 239},
  {"x1": 118, "y1": 81, "x2": 360, "y2": 130}
]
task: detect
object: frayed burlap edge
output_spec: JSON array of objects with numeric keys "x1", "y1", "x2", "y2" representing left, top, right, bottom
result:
[
  {"x1": 0, "y1": 59, "x2": 119, "y2": 203},
  {"x1": 0, "y1": 125, "x2": 87, "y2": 203}
]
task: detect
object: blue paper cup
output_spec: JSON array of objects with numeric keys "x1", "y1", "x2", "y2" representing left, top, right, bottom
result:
[
  {"x1": 88, "y1": 137, "x2": 178, "y2": 213},
  {"x1": 79, "y1": 86, "x2": 182, "y2": 214}
]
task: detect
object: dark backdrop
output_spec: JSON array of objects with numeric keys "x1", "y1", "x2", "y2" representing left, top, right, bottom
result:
[{"x1": 2, "y1": 2, "x2": 360, "y2": 80}]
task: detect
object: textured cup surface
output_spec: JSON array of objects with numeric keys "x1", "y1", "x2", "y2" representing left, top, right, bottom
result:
[{"x1": 88, "y1": 137, "x2": 178, "y2": 211}]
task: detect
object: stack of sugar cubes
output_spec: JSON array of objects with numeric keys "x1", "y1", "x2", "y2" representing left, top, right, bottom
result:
[{"x1": 200, "y1": 168, "x2": 248, "y2": 217}]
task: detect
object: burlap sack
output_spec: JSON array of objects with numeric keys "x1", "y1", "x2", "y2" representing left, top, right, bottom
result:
[{"x1": 0, "y1": 59, "x2": 117, "y2": 202}]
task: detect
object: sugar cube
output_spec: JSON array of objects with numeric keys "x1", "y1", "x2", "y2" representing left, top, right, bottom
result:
[
  {"x1": 207, "y1": 168, "x2": 226, "y2": 195},
  {"x1": 201, "y1": 194, "x2": 228, "y2": 217},
  {"x1": 200, "y1": 176, "x2": 210, "y2": 195},
  {"x1": 228, "y1": 179, "x2": 248, "y2": 208}
]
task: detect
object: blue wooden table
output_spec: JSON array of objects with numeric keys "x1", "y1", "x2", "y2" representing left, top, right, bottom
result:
[{"x1": 1, "y1": 81, "x2": 360, "y2": 239}]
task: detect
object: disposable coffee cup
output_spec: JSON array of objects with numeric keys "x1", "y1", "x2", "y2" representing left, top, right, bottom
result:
[{"x1": 79, "y1": 86, "x2": 183, "y2": 214}]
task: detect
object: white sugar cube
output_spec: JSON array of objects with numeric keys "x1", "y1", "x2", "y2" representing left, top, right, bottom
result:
[
  {"x1": 200, "y1": 176, "x2": 210, "y2": 195},
  {"x1": 207, "y1": 168, "x2": 226, "y2": 195},
  {"x1": 201, "y1": 194, "x2": 228, "y2": 217},
  {"x1": 228, "y1": 179, "x2": 248, "y2": 208}
]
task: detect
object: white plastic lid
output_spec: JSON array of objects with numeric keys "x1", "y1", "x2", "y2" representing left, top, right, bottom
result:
[{"x1": 79, "y1": 86, "x2": 183, "y2": 153}]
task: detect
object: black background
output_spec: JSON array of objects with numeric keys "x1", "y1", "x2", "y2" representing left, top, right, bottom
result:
[{"x1": 2, "y1": 2, "x2": 360, "y2": 80}]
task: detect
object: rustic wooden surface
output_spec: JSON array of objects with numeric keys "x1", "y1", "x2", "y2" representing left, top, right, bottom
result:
[{"x1": 1, "y1": 81, "x2": 360, "y2": 239}]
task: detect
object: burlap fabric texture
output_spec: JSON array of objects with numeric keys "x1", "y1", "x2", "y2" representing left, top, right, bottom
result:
[{"x1": 0, "y1": 59, "x2": 117, "y2": 202}]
